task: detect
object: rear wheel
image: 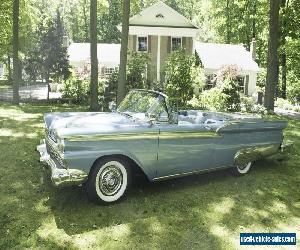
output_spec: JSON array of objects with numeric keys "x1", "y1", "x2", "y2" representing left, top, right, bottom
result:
[
  {"x1": 232, "y1": 161, "x2": 252, "y2": 176},
  {"x1": 86, "y1": 158, "x2": 131, "y2": 204}
]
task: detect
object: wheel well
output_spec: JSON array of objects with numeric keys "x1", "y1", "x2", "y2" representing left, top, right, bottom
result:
[{"x1": 90, "y1": 154, "x2": 148, "y2": 179}]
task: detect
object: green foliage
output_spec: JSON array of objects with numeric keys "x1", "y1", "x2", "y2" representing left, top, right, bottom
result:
[
  {"x1": 164, "y1": 49, "x2": 205, "y2": 107},
  {"x1": 286, "y1": 71, "x2": 300, "y2": 104},
  {"x1": 24, "y1": 11, "x2": 71, "y2": 83},
  {"x1": 256, "y1": 68, "x2": 267, "y2": 89},
  {"x1": 62, "y1": 72, "x2": 105, "y2": 104},
  {"x1": 216, "y1": 65, "x2": 241, "y2": 111},
  {"x1": 126, "y1": 50, "x2": 151, "y2": 91},
  {"x1": 199, "y1": 88, "x2": 228, "y2": 111}
]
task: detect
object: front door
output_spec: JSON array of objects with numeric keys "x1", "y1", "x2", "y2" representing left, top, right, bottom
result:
[{"x1": 156, "y1": 124, "x2": 221, "y2": 178}]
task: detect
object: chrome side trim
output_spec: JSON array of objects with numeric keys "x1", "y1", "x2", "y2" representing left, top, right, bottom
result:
[
  {"x1": 65, "y1": 132, "x2": 158, "y2": 142},
  {"x1": 153, "y1": 165, "x2": 230, "y2": 181},
  {"x1": 159, "y1": 131, "x2": 222, "y2": 139},
  {"x1": 37, "y1": 140, "x2": 88, "y2": 187}
]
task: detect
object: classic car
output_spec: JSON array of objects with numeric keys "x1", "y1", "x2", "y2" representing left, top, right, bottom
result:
[{"x1": 37, "y1": 89, "x2": 289, "y2": 204}]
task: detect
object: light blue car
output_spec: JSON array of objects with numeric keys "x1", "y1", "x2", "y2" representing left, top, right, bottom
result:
[{"x1": 37, "y1": 89, "x2": 288, "y2": 204}]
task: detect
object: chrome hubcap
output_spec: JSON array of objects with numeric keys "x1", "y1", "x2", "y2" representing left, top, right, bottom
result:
[
  {"x1": 99, "y1": 165, "x2": 123, "y2": 196},
  {"x1": 238, "y1": 162, "x2": 250, "y2": 170}
]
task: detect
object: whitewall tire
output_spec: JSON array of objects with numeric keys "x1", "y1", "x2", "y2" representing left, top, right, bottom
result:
[
  {"x1": 87, "y1": 158, "x2": 131, "y2": 204},
  {"x1": 232, "y1": 161, "x2": 252, "y2": 176}
]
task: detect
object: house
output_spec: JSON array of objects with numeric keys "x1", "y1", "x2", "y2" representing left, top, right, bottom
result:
[
  {"x1": 125, "y1": 1, "x2": 199, "y2": 83},
  {"x1": 68, "y1": 1, "x2": 259, "y2": 95},
  {"x1": 195, "y1": 40, "x2": 259, "y2": 95},
  {"x1": 68, "y1": 43, "x2": 120, "y2": 78}
]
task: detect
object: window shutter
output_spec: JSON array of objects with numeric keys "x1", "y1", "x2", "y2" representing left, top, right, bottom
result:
[
  {"x1": 148, "y1": 35, "x2": 151, "y2": 53},
  {"x1": 182, "y1": 37, "x2": 187, "y2": 50},
  {"x1": 167, "y1": 37, "x2": 171, "y2": 53},
  {"x1": 133, "y1": 35, "x2": 137, "y2": 51},
  {"x1": 245, "y1": 75, "x2": 249, "y2": 95}
]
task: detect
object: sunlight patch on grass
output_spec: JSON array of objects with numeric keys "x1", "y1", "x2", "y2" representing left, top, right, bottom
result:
[
  {"x1": 0, "y1": 129, "x2": 38, "y2": 138},
  {"x1": 211, "y1": 197, "x2": 235, "y2": 215},
  {"x1": 35, "y1": 197, "x2": 51, "y2": 213}
]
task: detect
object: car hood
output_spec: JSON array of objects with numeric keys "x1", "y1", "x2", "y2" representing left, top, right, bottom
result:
[{"x1": 44, "y1": 112, "x2": 148, "y2": 138}]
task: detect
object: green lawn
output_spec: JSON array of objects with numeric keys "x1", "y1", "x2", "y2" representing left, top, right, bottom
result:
[
  {"x1": 0, "y1": 85, "x2": 12, "y2": 91},
  {"x1": 0, "y1": 102, "x2": 299, "y2": 249}
]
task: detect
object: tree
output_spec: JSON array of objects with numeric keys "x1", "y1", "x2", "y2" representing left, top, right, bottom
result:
[
  {"x1": 264, "y1": 0, "x2": 280, "y2": 111},
  {"x1": 90, "y1": 0, "x2": 99, "y2": 111},
  {"x1": 12, "y1": 0, "x2": 20, "y2": 104},
  {"x1": 117, "y1": 0, "x2": 130, "y2": 105}
]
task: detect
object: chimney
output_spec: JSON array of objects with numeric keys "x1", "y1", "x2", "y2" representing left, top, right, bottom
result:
[{"x1": 250, "y1": 38, "x2": 256, "y2": 60}]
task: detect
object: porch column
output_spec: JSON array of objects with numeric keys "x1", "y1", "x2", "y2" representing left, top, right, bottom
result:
[{"x1": 157, "y1": 35, "x2": 161, "y2": 83}]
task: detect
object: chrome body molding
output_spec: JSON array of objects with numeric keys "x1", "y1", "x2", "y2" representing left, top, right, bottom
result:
[
  {"x1": 37, "y1": 140, "x2": 88, "y2": 187},
  {"x1": 153, "y1": 165, "x2": 231, "y2": 181}
]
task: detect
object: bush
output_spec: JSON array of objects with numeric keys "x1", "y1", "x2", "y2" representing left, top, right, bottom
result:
[
  {"x1": 216, "y1": 65, "x2": 241, "y2": 112},
  {"x1": 62, "y1": 74, "x2": 105, "y2": 105},
  {"x1": 199, "y1": 88, "x2": 228, "y2": 111},
  {"x1": 164, "y1": 49, "x2": 205, "y2": 107},
  {"x1": 275, "y1": 98, "x2": 293, "y2": 110},
  {"x1": 286, "y1": 71, "x2": 300, "y2": 105},
  {"x1": 240, "y1": 95, "x2": 256, "y2": 112},
  {"x1": 127, "y1": 50, "x2": 151, "y2": 91}
]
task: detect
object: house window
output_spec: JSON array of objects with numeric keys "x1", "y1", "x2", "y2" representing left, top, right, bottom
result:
[
  {"x1": 137, "y1": 36, "x2": 148, "y2": 52},
  {"x1": 237, "y1": 76, "x2": 245, "y2": 93},
  {"x1": 171, "y1": 37, "x2": 182, "y2": 51},
  {"x1": 104, "y1": 67, "x2": 116, "y2": 78}
]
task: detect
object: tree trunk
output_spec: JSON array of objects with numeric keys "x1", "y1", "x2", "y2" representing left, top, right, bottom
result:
[
  {"x1": 280, "y1": 0, "x2": 289, "y2": 99},
  {"x1": 226, "y1": 0, "x2": 231, "y2": 43},
  {"x1": 83, "y1": 0, "x2": 89, "y2": 42},
  {"x1": 117, "y1": 0, "x2": 130, "y2": 105},
  {"x1": 7, "y1": 55, "x2": 12, "y2": 84},
  {"x1": 46, "y1": 73, "x2": 50, "y2": 101},
  {"x1": 12, "y1": 0, "x2": 20, "y2": 105},
  {"x1": 90, "y1": 0, "x2": 99, "y2": 111},
  {"x1": 264, "y1": 0, "x2": 280, "y2": 111}
]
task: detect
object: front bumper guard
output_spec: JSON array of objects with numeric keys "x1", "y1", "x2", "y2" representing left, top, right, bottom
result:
[{"x1": 37, "y1": 139, "x2": 88, "y2": 187}]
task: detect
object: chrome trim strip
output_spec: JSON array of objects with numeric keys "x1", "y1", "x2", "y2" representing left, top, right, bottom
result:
[
  {"x1": 65, "y1": 132, "x2": 159, "y2": 141},
  {"x1": 66, "y1": 131, "x2": 221, "y2": 141},
  {"x1": 153, "y1": 165, "x2": 230, "y2": 181}
]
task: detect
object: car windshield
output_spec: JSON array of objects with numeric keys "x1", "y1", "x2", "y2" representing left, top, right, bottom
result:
[{"x1": 117, "y1": 90, "x2": 167, "y2": 117}]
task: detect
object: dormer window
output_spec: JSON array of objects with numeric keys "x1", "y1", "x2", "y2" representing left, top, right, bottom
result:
[
  {"x1": 137, "y1": 36, "x2": 148, "y2": 52},
  {"x1": 156, "y1": 13, "x2": 164, "y2": 18}
]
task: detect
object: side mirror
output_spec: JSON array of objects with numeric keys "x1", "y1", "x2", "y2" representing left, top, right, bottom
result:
[{"x1": 109, "y1": 101, "x2": 116, "y2": 112}]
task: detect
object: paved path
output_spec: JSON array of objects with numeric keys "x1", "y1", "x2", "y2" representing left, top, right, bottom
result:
[
  {"x1": 275, "y1": 107, "x2": 300, "y2": 120},
  {"x1": 0, "y1": 84, "x2": 62, "y2": 101}
]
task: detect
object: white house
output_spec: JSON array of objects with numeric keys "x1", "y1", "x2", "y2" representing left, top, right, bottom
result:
[
  {"x1": 195, "y1": 40, "x2": 259, "y2": 95},
  {"x1": 68, "y1": 1, "x2": 260, "y2": 95},
  {"x1": 68, "y1": 43, "x2": 120, "y2": 78}
]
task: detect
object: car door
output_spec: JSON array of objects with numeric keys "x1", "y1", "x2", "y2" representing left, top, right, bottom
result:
[{"x1": 155, "y1": 123, "x2": 221, "y2": 178}]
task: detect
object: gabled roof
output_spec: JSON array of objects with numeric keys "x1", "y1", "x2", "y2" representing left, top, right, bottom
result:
[
  {"x1": 129, "y1": 1, "x2": 198, "y2": 29},
  {"x1": 68, "y1": 43, "x2": 120, "y2": 64},
  {"x1": 195, "y1": 42, "x2": 260, "y2": 72}
]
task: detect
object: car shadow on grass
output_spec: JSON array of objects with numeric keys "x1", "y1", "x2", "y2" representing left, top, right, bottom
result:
[{"x1": 45, "y1": 154, "x2": 299, "y2": 248}]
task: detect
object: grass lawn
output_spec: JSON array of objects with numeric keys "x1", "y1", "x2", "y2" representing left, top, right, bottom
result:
[{"x1": 0, "y1": 102, "x2": 299, "y2": 249}]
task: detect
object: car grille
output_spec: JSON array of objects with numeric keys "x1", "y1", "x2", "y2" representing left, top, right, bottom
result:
[{"x1": 45, "y1": 136, "x2": 65, "y2": 168}]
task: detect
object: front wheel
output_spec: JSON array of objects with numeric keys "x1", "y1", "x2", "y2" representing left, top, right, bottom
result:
[
  {"x1": 86, "y1": 158, "x2": 131, "y2": 204},
  {"x1": 231, "y1": 161, "x2": 252, "y2": 176}
]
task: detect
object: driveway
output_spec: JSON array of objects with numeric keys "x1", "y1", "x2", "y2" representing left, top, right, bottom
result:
[
  {"x1": 275, "y1": 107, "x2": 300, "y2": 120},
  {"x1": 0, "y1": 84, "x2": 62, "y2": 101}
]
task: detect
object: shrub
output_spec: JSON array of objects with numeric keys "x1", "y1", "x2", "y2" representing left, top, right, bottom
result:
[
  {"x1": 275, "y1": 98, "x2": 293, "y2": 110},
  {"x1": 199, "y1": 88, "x2": 228, "y2": 111},
  {"x1": 164, "y1": 49, "x2": 205, "y2": 107},
  {"x1": 216, "y1": 65, "x2": 241, "y2": 112},
  {"x1": 256, "y1": 68, "x2": 267, "y2": 88},
  {"x1": 127, "y1": 50, "x2": 151, "y2": 91},
  {"x1": 240, "y1": 95, "x2": 256, "y2": 112}
]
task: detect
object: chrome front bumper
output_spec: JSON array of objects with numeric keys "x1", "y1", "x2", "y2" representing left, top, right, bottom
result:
[{"x1": 37, "y1": 139, "x2": 88, "y2": 187}]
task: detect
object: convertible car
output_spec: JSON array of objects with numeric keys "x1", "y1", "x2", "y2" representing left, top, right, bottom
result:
[{"x1": 37, "y1": 89, "x2": 289, "y2": 204}]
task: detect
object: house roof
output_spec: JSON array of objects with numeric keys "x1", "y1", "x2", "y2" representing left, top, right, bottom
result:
[
  {"x1": 195, "y1": 42, "x2": 260, "y2": 73},
  {"x1": 129, "y1": 1, "x2": 198, "y2": 29},
  {"x1": 68, "y1": 43, "x2": 120, "y2": 65}
]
